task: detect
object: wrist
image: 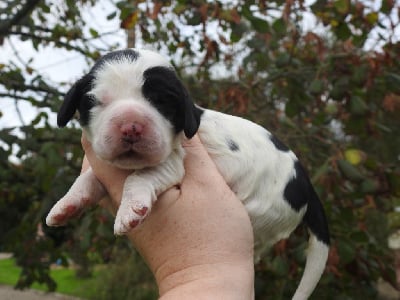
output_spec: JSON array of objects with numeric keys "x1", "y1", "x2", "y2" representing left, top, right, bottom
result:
[{"x1": 158, "y1": 260, "x2": 254, "y2": 300}]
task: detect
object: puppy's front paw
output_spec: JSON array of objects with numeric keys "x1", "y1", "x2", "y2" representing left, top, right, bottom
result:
[
  {"x1": 46, "y1": 197, "x2": 90, "y2": 226},
  {"x1": 113, "y1": 196, "x2": 150, "y2": 235},
  {"x1": 46, "y1": 169, "x2": 106, "y2": 227}
]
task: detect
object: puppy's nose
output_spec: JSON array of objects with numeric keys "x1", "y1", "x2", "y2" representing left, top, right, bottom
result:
[
  {"x1": 121, "y1": 122, "x2": 143, "y2": 135},
  {"x1": 120, "y1": 122, "x2": 143, "y2": 143}
]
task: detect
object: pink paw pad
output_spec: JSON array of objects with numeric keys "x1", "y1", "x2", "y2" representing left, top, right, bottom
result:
[
  {"x1": 129, "y1": 219, "x2": 140, "y2": 228},
  {"x1": 52, "y1": 205, "x2": 79, "y2": 224},
  {"x1": 134, "y1": 206, "x2": 148, "y2": 217}
]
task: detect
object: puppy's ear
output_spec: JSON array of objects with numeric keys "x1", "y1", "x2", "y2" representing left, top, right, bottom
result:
[
  {"x1": 57, "y1": 74, "x2": 93, "y2": 127},
  {"x1": 143, "y1": 66, "x2": 203, "y2": 138},
  {"x1": 182, "y1": 93, "x2": 202, "y2": 139}
]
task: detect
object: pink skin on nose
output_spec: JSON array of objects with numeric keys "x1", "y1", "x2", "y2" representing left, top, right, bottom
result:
[{"x1": 120, "y1": 122, "x2": 144, "y2": 144}]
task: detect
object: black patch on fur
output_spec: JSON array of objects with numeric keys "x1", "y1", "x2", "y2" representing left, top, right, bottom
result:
[
  {"x1": 57, "y1": 49, "x2": 140, "y2": 127},
  {"x1": 91, "y1": 49, "x2": 139, "y2": 74},
  {"x1": 227, "y1": 138, "x2": 240, "y2": 152},
  {"x1": 142, "y1": 66, "x2": 203, "y2": 138},
  {"x1": 270, "y1": 134, "x2": 290, "y2": 152},
  {"x1": 284, "y1": 161, "x2": 330, "y2": 245},
  {"x1": 57, "y1": 73, "x2": 95, "y2": 127}
]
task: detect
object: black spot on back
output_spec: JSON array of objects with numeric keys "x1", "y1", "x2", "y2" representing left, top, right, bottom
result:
[
  {"x1": 284, "y1": 161, "x2": 330, "y2": 245},
  {"x1": 227, "y1": 138, "x2": 240, "y2": 152},
  {"x1": 284, "y1": 161, "x2": 310, "y2": 211},
  {"x1": 270, "y1": 134, "x2": 290, "y2": 152}
]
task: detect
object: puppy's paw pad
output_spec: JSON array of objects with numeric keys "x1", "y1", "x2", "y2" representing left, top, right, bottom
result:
[
  {"x1": 129, "y1": 219, "x2": 140, "y2": 228},
  {"x1": 114, "y1": 210, "x2": 148, "y2": 235},
  {"x1": 114, "y1": 218, "x2": 133, "y2": 235},
  {"x1": 133, "y1": 206, "x2": 148, "y2": 217},
  {"x1": 46, "y1": 205, "x2": 80, "y2": 227}
]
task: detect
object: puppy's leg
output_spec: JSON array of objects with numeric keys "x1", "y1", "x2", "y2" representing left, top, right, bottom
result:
[
  {"x1": 46, "y1": 168, "x2": 106, "y2": 226},
  {"x1": 114, "y1": 150, "x2": 184, "y2": 235},
  {"x1": 113, "y1": 176, "x2": 154, "y2": 235}
]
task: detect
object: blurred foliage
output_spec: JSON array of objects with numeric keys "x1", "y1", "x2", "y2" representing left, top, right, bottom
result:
[
  {"x1": 89, "y1": 244, "x2": 157, "y2": 300},
  {"x1": 1, "y1": 0, "x2": 400, "y2": 299}
]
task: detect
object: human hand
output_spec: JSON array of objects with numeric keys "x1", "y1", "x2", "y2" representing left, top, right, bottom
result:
[{"x1": 81, "y1": 134, "x2": 254, "y2": 299}]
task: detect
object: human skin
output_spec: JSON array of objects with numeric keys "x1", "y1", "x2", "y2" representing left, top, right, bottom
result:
[{"x1": 81, "y1": 134, "x2": 255, "y2": 299}]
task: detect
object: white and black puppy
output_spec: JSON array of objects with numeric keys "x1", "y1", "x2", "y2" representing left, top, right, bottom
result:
[{"x1": 46, "y1": 49, "x2": 330, "y2": 300}]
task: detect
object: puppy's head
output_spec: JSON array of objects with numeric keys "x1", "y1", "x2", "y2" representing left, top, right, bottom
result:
[{"x1": 58, "y1": 49, "x2": 202, "y2": 169}]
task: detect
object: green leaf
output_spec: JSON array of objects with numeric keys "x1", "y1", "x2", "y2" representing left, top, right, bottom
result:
[
  {"x1": 335, "y1": 22, "x2": 352, "y2": 40},
  {"x1": 271, "y1": 256, "x2": 289, "y2": 276},
  {"x1": 350, "y1": 231, "x2": 369, "y2": 244},
  {"x1": 365, "y1": 12, "x2": 378, "y2": 25},
  {"x1": 285, "y1": 99, "x2": 301, "y2": 117},
  {"x1": 334, "y1": 0, "x2": 350, "y2": 14},
  {"x1": 337, "y1": 240, "x2": 356, "y2": 264},
  {"x1": 381, "y1": 0, "x2": 394, "y2": 14},
  {"x1": 360, "y1": 178, "x2": 380, "y2": 194},
  {"x1": 41, "y1": 4, "x2": 51, "y2": 13},
  {"x1": 330, "y1": 77, "x2": 349, "y2": 100},
  {"x1": 385, "y1": 73, "x2": 400, "y2": 93},
  {"x1": 250, "y1": 17, "x2": 270, "y2": 33},
  {"x1": 272, "y1": 18, "x2": 286, "y2": 36},
  {"x1": 312, "y1": 160, "x2": 330, "y2": 183},
  {"x1": 275, "y1": 52, "x2": 290, "y2": 67},
  {"x1": 186, "y1": 11, "x2": 202, "y2": 26},
  {"x1": 309, "y1": 79, "x2": 325, "y2": 95},
  {"x1": 89, "y1": 28, "x2": 99, "y2": 38},
  {"x1": 107, "y1": 11, "x2": 117, "y2": 20},
  {"x1": 337, "y1": 159, "x2": 364, "y2": 182},
  {"x1": 231, "y1": 22, "x2": 247, "y2": 42},
  {"x1": 351, "y1": 65, "x2": 368, "y2": 86},
  {"x1": 241, "y1": 4, "x2": 269, "y2": 33},
  {"x1": 388, "y1": 211, "x2": 400, "y2": 230},
  {"x1": 349, "y1": 96, "x2": 368, "y2": 116},
  {"x1": 324, "y1": 102, "x2": 338, "y2": 115},
  {"x1": 387, "y1": 172, "x2": 400, "y2": 196}
]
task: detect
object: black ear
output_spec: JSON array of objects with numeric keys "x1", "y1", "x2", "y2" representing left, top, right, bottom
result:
[
  {"x1": 142, "y1": 66, "x2": 203, "y2": 138},
  {"x1": 182, "y1": 93, "x2": 203, "y2": 139},
  {"x1": 57, "y1": 83, "x2": 79, "y2": 127},
  {"x1": 57, "y1": 75, "x2": 94, "y2": 128}
]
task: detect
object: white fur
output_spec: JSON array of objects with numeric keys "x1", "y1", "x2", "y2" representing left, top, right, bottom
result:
[
  {"x1": 198, "y1": 110, "x2": 306, "y2": 258},
  {"x1": 46, "y1": 49, "x2": 328, "y2": 300}
]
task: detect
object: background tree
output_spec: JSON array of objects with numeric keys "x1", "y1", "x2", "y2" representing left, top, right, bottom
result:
[{"x1": 1, "y1": 0, "x2": 399, "y2": 299}]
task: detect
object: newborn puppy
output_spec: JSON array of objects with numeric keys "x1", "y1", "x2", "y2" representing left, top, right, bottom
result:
[{"x1": 46, "y1": 49, "x2": 330, "y2": 300}]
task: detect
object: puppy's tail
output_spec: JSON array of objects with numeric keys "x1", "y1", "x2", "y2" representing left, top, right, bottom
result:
[{"x1": 292, "y1": 188, "x2": 330, "y2": 300}]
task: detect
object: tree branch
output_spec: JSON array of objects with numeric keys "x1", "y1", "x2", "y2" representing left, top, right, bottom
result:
[
  {"x1": 0, "y1": 0, "x2": 42, "y2": 36},
  {"x1": 7, "y1": 30, "x2": 90, "y2": 55}
]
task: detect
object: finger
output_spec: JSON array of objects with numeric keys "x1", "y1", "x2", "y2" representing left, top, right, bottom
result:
[
  {"x1": 81, "y1": 156, "x2": 91, "y2": 174},
  {"x1": 155, "y1": 186, "x2": 181, "y2": 211},
  {"x1": 81, "y1": 133, "x2": 93, "y2": 156},
  {"x1": 182, "y1": 135, "x2": 227, "y2": 188},
  {"x1": 80, "y1": 133, "x2": 129, "y2": 207},
  {"x1": 182, "y1": 135, "x2": 218, "y2": 173}
]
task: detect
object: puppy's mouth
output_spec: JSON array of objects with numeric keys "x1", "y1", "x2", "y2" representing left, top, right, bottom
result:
[
  {"x1": 121, "y1": 136, "x2": 140, "y2": 145},
  {"x1": 110, "y1": 141, "x2": 157, "y2": 167},
  {"x1": 117, "y1": 149, "x2": 141, "y2": 160}
]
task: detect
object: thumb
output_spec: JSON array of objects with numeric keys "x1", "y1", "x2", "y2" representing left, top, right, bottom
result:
[{"x1": 182, "y1": 135, "x2": 227, "y2": 188}]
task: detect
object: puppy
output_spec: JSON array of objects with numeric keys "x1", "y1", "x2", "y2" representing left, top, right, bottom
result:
[{"x1": 46, "y1": 49, "x2": 330, "y2": 300}]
